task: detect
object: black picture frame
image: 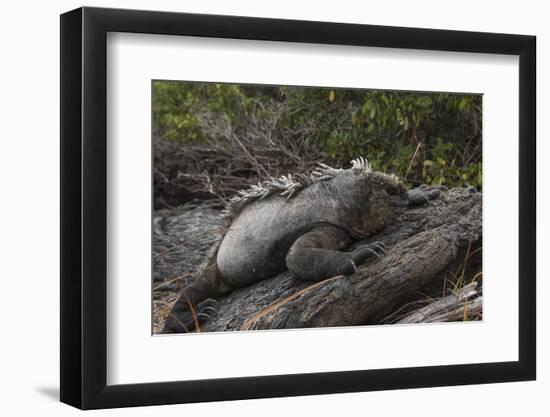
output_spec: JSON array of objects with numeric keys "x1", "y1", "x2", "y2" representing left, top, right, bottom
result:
[{"x1": 60, "y1": 6, "x2": 536, "y2": 410}]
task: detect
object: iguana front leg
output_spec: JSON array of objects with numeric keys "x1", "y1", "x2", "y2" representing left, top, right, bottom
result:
[
  {"x1": 286, "y1": 225, "x2": 385, "y2": 282},
  {"x1": 407, "y1": 184, "x2": 447, "y2": 206}
]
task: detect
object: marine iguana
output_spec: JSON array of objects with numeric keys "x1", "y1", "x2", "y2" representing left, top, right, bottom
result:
[{"x1": 162, "y1": 157, "x2": 444, "y2": 333}]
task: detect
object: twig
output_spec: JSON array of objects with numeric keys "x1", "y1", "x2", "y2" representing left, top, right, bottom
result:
[{"x1": 404, "y1": 141, "x2": 423, "y2": 181}]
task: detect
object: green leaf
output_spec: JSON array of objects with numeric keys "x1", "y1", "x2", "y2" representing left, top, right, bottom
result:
[
  {"x1": 418, "y1": 96, "x2": 433, "y2": 107},
  {"x1": 459, "y1": 98, "x2": 470, "y2": 111},
  {"x1": 362, "y1": 99, "x2": 376, "y2": 119}
]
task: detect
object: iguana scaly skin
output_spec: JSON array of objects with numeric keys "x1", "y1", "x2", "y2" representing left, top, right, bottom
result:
[{"x1": 163, "y1": 158, "x2": 444, "y2": 333}]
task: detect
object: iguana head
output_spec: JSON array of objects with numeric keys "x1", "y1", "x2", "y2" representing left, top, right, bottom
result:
[
  {"x1": 357, "y1": 169, "x2": 408, "y2": 236},
  {"x1": 324, "y1": 158, "x2": 408, "y2": 238}
]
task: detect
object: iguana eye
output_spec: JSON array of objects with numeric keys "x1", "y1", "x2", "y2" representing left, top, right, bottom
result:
[{"x1": 386, "y1": 186, "x2": 400, "y2": 196}]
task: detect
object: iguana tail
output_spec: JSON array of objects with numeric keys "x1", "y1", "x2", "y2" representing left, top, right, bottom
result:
[
  {"x1": 162, "y1": 218, "x2": 231, "y2": 334},
  {"x1": 162, "y1": 277, "x2": 218, "y2": 333}
]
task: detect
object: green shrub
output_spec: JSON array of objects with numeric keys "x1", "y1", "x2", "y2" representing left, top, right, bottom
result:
[{"x1": 153, "y1": 81, "x2": 482, "y2": 189}]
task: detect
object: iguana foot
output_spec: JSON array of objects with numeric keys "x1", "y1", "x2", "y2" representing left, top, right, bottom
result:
[
  {"x1": 348, "y1": 241, "x2": 386, "y2": 270},
  {"x1": 407, "y1": 184, "x2": 447, "y2": 206},
  {"x1": 196, "y1": 298, "x2": 219, "y2": 323},
  {"x1": 163, "y1": 297, "x2": 219, "y2": 334}
]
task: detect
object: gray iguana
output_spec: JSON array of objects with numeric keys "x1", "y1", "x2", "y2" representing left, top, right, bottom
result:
[{"x1": 162, "y1": 157, "x2": 444, "y2": 333}]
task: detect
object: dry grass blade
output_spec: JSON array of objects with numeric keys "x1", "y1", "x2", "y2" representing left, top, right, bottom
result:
[
  {"x1": 181, "y1": 289, "x2": 201, "y2": 333},
  {"x1": 397, "y1": 282, "x2": 480, "y2": 324}
]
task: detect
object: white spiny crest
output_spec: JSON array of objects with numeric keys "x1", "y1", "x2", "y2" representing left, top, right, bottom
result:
[
  {"x1": 279, "y1": 174, "x2": 304, "y2": 199},
  {"x1": 224, "y1": 156, "x2": 379, "y2": 217},
  {"x1": 311, "y1": 162, "x2": 344, "y2": 180},
  {"x1": 350, "y1": 156, "x2": 371, "y2": 172}
]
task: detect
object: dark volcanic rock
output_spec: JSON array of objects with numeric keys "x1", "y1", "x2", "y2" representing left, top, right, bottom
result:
[{"x1": 153, "y1": 188, "x2": 481, "y2": 333}]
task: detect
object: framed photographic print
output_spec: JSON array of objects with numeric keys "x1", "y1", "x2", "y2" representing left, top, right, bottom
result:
[{"x1": 60, "y1": 6, "x2": 536, "y2": 409}]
